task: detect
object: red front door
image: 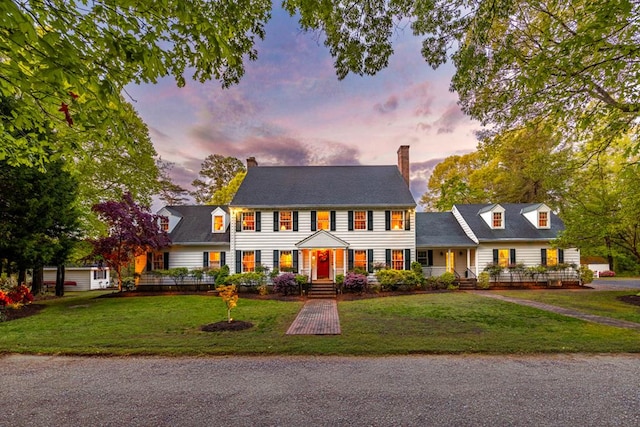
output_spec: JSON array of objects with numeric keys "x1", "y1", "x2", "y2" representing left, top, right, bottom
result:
[{"x1": 317, "y1": 250, "x2": 330, "y2": 279}]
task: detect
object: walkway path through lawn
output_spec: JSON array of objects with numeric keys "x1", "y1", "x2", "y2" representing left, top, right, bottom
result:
[
  {"x1": 473, "y1": 292, "x2": 640, "y2": 331},
  {"x1": 286, "y1": 300, "x2": 341, "y2": 335}
]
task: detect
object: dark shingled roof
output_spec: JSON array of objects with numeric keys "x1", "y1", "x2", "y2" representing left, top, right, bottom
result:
[
  {"x1": 230, "y1": 165, "x2": 416, "y2": 208},
  {"x1": 163, "y1": 205, "x2": 230, "y2": 244},
  {"x1": 454, "y1": 203, "x2": 564, "y2": 242},
  {"x1": 416, "y1": 212, "x2": 476, "y2": 247}
]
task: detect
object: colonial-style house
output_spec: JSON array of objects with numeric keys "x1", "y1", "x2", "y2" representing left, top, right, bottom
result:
[{"x1": 145, "y1": 146, "x2": 580, "y2": 289}]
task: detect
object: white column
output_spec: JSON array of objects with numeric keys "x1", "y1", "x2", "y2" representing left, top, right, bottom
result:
[
  {"x1": 343, "y1": 249, "x2": 347, "y2": 275},
  {"x1": 332, "y1": 249, "x2": 336, "y2": 280}
]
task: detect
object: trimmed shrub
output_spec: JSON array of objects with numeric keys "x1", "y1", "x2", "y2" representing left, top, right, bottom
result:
[
  {"x1": 342, "y1": 272, "x2": 368, "y2": 294},
  {"x1": 578, "y1": 265, "x2": 594, "y2": 284},
  {"x1": 477, "y1": 272, "x2": 490, "y2": 289},
  {"x1": 272, "y1": 272, "x2": 298, "y2": 295}
]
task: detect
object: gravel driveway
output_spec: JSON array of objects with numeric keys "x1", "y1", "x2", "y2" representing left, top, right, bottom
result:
[{"x1": 1, "y1": 354, "x2": 638, "y2": 427}]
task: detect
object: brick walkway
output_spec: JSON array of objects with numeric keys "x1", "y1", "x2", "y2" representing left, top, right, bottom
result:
[
  {"x1": 474, "y1": 292, "x2": 640, "y2": 331},
  {"x1": 286, "y1": 300, "x2": 341, "y2": 335}
]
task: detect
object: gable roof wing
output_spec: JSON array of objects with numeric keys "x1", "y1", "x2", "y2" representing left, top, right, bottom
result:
[
  {"x1": 162, "y1": 205, "x2": 230, "y2": 245},
  {"x1": 230, "y1": 165, "x2": 416, "y2": 208},
  {"x1": 453, "y1": 203, "x2": 564, "y2": 242}
]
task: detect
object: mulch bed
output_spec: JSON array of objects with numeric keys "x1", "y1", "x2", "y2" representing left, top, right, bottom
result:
[
  {"x1": 201, "y1": 320, "x2": 254, "y2": 332},
  {"x1": 617, "y1": 295, "x2": 640, "y2": 307},
  {"x1": 2, "y1": 304, "x2": 45, "y2": 321}
]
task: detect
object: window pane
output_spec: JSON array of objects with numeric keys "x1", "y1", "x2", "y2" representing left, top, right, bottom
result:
[
  {"x1": 547, "y1": 249, "x2": 558, "y2": 266},
  {"x1": 354, "y1": 250, "x2": 367, "y2": 270},
  {"x1": 209, "y1": 252, "x2": 221, "y2": 269},
  {"x1": 279, "y1": 250, "x2": 293, "y2": 269},
  {"x1": 242, "y1": 212, "x2": 255, "y2": 231},
  {"x1": 242, "y1": 251, "x2": 255, "y2": 272},
  {"x1": 417, "y1": 251, "x2": 428, "y2": 266},
  {"x1": 392, "y1": 249, "x2": 404, "y2": 270},
  {"x1": 538, "y1": 212, "x2": 548, "y2": 227},
  {"x1": 354, "y1": 211, "x2": 367, "y2": 230},
  {"x1": 493, "y1": 212, "x2": 502, "y2": 228},
  {"x1": 153, "y1": 253, "x2": 164, "y2": 270},
  {"x1": 160, "y1": 217, "x2": 169, "y2": 231},
  {"x1": 498, "y1": 249, "x2": 509, "y2": 267},
  {"x1": 213, "y1": 215, "x2": 224, "y2": 232},
  {"x1": 317, "y1": 211, "x2": 330, "y2": 230},
  {"x1": 279, "y1": 211, "x2": 292, "y2": 231},
  {"x1": 391, "y1": 211, "x2": 404, "y2": 230}
]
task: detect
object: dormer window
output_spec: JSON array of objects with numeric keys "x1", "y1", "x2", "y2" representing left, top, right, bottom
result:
[
  {"x1": 492, "y1": 212, "x2": 503, "y2": 228},
  {"x1": 538, "y1": 211, "x2": 548, "y2": 228},
  {"x1": 159, "y1": 217, "x2": 169, "y2": 232},
  {"x1": 213, "y1": 215, "x2": 225, "y2": 232}
]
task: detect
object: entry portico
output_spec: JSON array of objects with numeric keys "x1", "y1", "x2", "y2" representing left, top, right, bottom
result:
[{"x1": 296, "y1": 230, "x2": 349, "y2": 282}]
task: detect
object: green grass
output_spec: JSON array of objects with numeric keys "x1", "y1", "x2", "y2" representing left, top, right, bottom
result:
[
  {"x1": 1, "y1": 291, "x2": 638, "y2": 356},
  {"x1": 494, "y1": 290, "x2": 640, "y2": 323}
]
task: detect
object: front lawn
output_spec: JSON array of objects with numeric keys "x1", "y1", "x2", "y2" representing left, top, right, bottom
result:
[{"x1": 0, "y1": 291, "x2": 638, "y2": 356}]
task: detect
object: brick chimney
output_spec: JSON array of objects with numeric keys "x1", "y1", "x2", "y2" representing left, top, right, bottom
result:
[
  {"x1": 397, "y1": 145, "x2": 410, "y2": 186},
  {"x1": 246, "y1": 157, "x2": 258, "y2": 168}
]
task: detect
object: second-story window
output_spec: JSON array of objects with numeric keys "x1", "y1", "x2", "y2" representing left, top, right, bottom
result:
[
  {"x1": 391, "y1": 211, "x2": 404, "y2": 230},
  {"x1": 160, "y1": 217, "x2": 169, "y2": 232},
  {"x1": 317, "y1": 211, "x2": 330, "y2": 230},
  {"x1": 213, "y1": 215, "x2": 225, "y2": 232},
  {"x1": 538, "y1": 211, "x2": 548, "y2": 228},
  {"x1": 492, "y1": 212, "x2": 503, "y2": 228},
  {"x1": 279, "y1": 211, "x2": 292, "y2": 231},
  {"x1": 242, "y1": 212, "x2": 255, "y2": 231},
  {"x1": 354, "y1": 211, "x2": 367, "y2": 230}
]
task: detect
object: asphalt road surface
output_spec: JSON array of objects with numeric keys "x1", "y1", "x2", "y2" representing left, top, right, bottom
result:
[
  {"x1": 1, "y1": 354, "x2": 638, "y2": 427},
  {"x1": 590, "y1": 278, "x2": 640, "y2": 290}
]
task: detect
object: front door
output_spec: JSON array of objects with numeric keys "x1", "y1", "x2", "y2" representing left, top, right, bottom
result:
[{"x1": 317, "y1": 250, "x2": 330, "y2": 279}]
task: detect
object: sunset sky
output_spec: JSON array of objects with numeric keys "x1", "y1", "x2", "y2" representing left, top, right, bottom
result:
[{"x1": 126, "y1": 6, "x2": 481, "y2": 205}]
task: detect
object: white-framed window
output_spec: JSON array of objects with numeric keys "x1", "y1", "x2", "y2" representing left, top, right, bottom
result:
[
  {"x1": 93, "y1": 269, "x2": 107, "y2": 280},
  {"x1": 279, "y1": 211, "x2": 293, "y2": 231},
  {"x1": 546, "y1": 249, "x2": 559, "y2": 266},
  {"x1": 391, "y1": 249, "x2": 404, "y2": 270},
  {"x1": 391, "y1": 211, "x2": 404, "y2": 230},
  {"x1": 213, "y1": 215, "x2": 225, "y2": 232},
  {"x1": 317, "y1": 211, "x2": 330, "y2": 230},
  {"x1": 497, "y1": 249, "x2": 510, "y2": 268},
  {"x1": 354, "y1": 211, "x2": 367, "y2": 230},
  {"x1": 417, "y1": 251, "x2": 428, "y2": 266},
  {"x1": 242, "y1": 251, "x2": 255, "y2": 272},
  {"x1": 354, "y1": 250, "x2": 367, "y2": 270},
  {"x1": 153, "y1": 253, "x2": 165, "y2": 270},
  {"x1": 492, "y1": 212, "x2": 503, "y2": 228},
  {"x1": 159, "y1": 217, "x2": 169, "y2": 232},
  {"x1": 209, "y1": 252, "x2": 221, "y2": 269},
  {"x1": 538, "y1": 211, "x2": 549, "y2": 228},
  {"x1": 279, "y1": 250, "x2": 293, "y2": 270},
  {"x1": 242, "y1": 212, "x2": 255, "y2": 231}
]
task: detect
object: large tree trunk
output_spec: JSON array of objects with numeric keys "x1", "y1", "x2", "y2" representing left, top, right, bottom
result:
[
  {"x1": 31, "y1": 265, "x2": 43, "y2": 295},
  {"x1": 55, "y1": 264, "x2": 65, "y2": 297}
]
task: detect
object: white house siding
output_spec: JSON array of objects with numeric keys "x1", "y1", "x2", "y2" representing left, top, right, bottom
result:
[
  {"x1": 231, "y1": 209, "x2": 415, "y2": 274},
  {"x1": 43, "y1": 267, "x2": 111, "y2": 291},
  {"x1": 165, "y1": 245, "x2": 229, "y2": 270},
  {"x1": 474, "y1": 243, "x2": 580, "y2": 276}
]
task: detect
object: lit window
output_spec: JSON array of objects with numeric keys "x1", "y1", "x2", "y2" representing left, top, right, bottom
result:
[
  {"x1": 209, "y1": 252, "x2": 221, "y2": 269},
  {"x1": 279, "y1": 250, "x2": 293, "y2": 270},
  {"x1": 160, "y1": 217, "x2": 169, "y2": 232},
  {"x1": 213, "y1": 215, "x2": 225, "y2": 232},
  {"x1": 498, "y1": 249, "x2": 510, "y2": 267},
  {"x1": 392, "y1": 250, "x2": 404, "y2": 270},
  {"x1": 354, "y1": 211, "x2": 367, "y2": 230},
  {"x1": 354, "y1": 250, "x2": 367, "y2": 270},
  {"x1": 317, "y1": 211, "x2": 330, "y2": 230},
  {"x1": 153, "y1": 253, "x2": 165, "y2": 270},
  {"x1": 242, "y1": 212, "x2": 255, "y2": 231},
  {"x1": 492, "y1": 212, "x2": 503, "y2": 228},
  {"x1": 279, "y1": 211, "x2": 292, "y2": 231},
  {"x1": 538, "y1": 212, "x2": 548, "y2": 228},
  {"x1": 391, "y1": 211, "x2": 404, "y2": 230},
  {"x1": 242, "y1": 251, "x2": 255, "y2": 272},
  {"x1": 546, "y1": 249, "x2": 558, "y2": 266}
]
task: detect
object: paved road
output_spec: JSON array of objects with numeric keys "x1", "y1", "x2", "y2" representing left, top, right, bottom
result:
[
  {"x1": 590, "y1": 278, "x2": 640, "y2": 290},
  {"x1": 1, "y1": 354, "x2": 638, "y2": 427}
]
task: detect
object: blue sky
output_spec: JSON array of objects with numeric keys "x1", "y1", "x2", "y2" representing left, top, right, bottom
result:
[{"x1": 126, "y1": 7, "x2": 480, "y2": 204}]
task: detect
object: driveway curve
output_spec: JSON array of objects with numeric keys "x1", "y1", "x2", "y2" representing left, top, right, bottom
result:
[{"x1": 1, "y1": 354, "x2": 638, "y2": 427}]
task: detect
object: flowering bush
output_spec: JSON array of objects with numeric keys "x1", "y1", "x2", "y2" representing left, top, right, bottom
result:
[
  {"x1": 272, "y1": 272, "x2": 298, "y2": 295},
  {"x1": 342, "y1": 272, "x2": 368, "y2": 294},
  {"x1": 0, "y1": 285, "x2": 34, "y2": 307}
]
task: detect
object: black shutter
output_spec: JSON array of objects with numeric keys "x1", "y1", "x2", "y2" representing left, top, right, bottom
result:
[
  {"x1": 273, "y1": 250, "x2": 279, "y2": 269},
  {"x1": 203, "y1": 252, "x2": 209, "y2": 267},
  {"x1": 405, "y1": 211, "x2": 411, "y2": 231},
  {"x1": 559, "y1": 249, "x2": 564, "y2": 264},
  {"x1": 163, "y1": 252, "x2": 169, "y2": 270},
  {"x1": 405, "y1": 249, "x2": 411, "y2": 270},
  {"x1": 385, "y1": 249, "x2": 391, "y2": 268},
  {"x1": 235, "y1": 250, "x2": 242, "y2": 273},
  {"x1": 146, "y1": 252, "x2": 152, "y2": 271},
  {"x1": 427, "y1": 250, "x2": 433, "y2": 266},
  {"x1": 220, "y1": 252, "x2": 226, "y2": 266},
  {"x1": 541, "y1": 249, "x2": 547, "y2": 266},
  {"x1": 510, "y1": 249, "x2": 516, "y2": 265},
  {"x1": 385, "y1": 210, "x2": 391, "y2": 230},
  {"x1": 273, "y1": 211, "x2": 279, "y2": 232},
  {"x1": 348, "y1": 211, "x2": 354, "y2": 231},
  {"x1": 311, "y1": 211, "x2": 317, "y2": 231},
  {"x1": 293, "y1": 211, "x2": 298, "y2": 231},
  {"x1": 255, "y1": 212, "x2": 261, "y2": 232},
  {"x1": 348, "y1": 249, "x2": 354, "y2": 271},
  {"x1": 367, "y1": 249, "x2": 374, "y2": 273},
  {"x1": 236, "y1": 212, "x2": 242, "y2": 232},
  {"x1": 255, "y1": 250, "x2": 261, "y2": 265},
  {"x1": 293, "y1": 250, "x2": 299, "y2": 273},
  {"x1": 368, "y1": 211, "x2": 373, "y2": 231},
  {"x1": 493, "y1": 249, "x2": 499, "y2": 264},
  {"x1": 330, "y1": 211, "x2": 336, "y2": 231}
]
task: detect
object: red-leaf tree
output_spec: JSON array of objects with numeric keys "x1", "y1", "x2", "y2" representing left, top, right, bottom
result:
[{"x1": 90, "y1": 192, "x2": 171, "y2": 291}]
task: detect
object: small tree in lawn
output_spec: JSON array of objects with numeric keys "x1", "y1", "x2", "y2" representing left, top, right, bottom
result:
[
  {"x1": 90, "y1": 192, "x2": 171, "y2": 291},
  {"x1": 217, "y1": 284, "x2": 238, "y2": 323}
]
